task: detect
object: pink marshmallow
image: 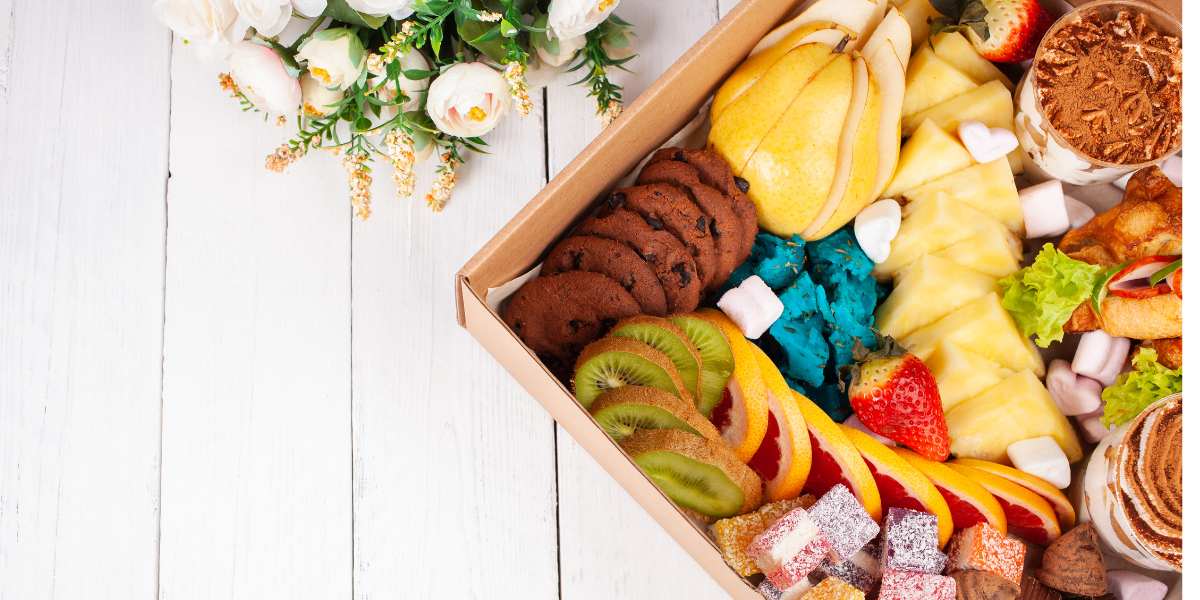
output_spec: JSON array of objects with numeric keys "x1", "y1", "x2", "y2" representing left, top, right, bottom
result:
[
  {"x1": 1063, "y1": 195, "x2": 1096, "y2": 230},
  {"x1": 1106, "y1": 570, "x2": 1168, "y2": 600},
  {"x1": 958, "y1": 120, "x2": 1018, "y2": 165},
  {"x1": 1019, "y1": 180, "x2": 1070, "y2": 238},
  {"x1": 844, "y1": 414, "x2": 896, "y2": 446},
  {"x1": 1094, "y1": 336, "x2": 1131, "y2": 387},
  {"x1": 1046, "y1": 359, "x2": 1103, "y2": 416},
  {"x1": 717, "y1": 275, "x2": 784, "y2": 340},
  {"x1": 1072, "y1": 329, "x2": 1114, "y2": 380},
  {"x1": 1115, "y1": 155, "x2": 1181, "y2": 190},
  {"x1": 1076, "y1": 404, "x2": 1116, "y2": 444}
]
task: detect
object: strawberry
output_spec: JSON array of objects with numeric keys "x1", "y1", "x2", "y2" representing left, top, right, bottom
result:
[
  {"x1": 838, "y1": 330, "x2": 950, "y2": 461},
  {"x1": 929, "y1": 0, "x2": 1056, "y2": 63}
]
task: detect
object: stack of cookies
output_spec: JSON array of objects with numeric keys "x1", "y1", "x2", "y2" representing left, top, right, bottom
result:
[{"x1": 505, "y1": 148, "x2": 759, "y2": 374}]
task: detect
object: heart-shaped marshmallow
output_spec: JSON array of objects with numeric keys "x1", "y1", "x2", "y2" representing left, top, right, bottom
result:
[
  {"x1": 1063, "y1": 194, "x2": 1095, "y2": 231},
  {"x1": 853, "y1": 199, "x2": 901, "y2": 264},
  {"x1": 1007, "y1": 436, "x2": 1071, "y2": 489},
  {"x1": 958, "y1": 119, "x2": 1019, "y2": 165},
  {"x1": 717, "y1": 275, "x2": 784, "y2": 340},
  {"x1": 1046, "y1": 359, "x2": 1103, "y2": 416},
  {"x1": 1019, "y1": 179, "x2": 1070, "y2": 239}
]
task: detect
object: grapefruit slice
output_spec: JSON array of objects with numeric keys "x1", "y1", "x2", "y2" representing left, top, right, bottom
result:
[
  {"x1": 943, "y1": 463, "x2": 1062, "y2": 545},
  {"x1": 695, "y1": 308, "x2": 769, "y2": 463},
  {"x1": 792, "y1": 390, "x2": 882, "y2": 522},
  {"x1": 893, "y1": 447, "x2": 1007, "y2": 535},
  {"x1": 840, "y1": 425, "x2": 953, "y2": 548},
  {"x1": 949, "y1": 458, "x2": 1076, "y2": 531},
  {"x1": 747, "y1": 344, "x2": 812, "y2": 502}
]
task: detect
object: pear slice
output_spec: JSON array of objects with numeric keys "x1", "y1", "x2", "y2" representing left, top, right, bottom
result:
[
  {"x1": 709, "y1": 43, "x2": 840, "y2": 175},
  {"x1": 750, "y1": 0, "x2": 884, "y2": 57},
  {"x1": 712, "y1": 21, "x2": 854, "y2": 122},
  {"x1": 861, "y1": 8, "x2": 910, "y2": 200},
  {"x1": 801, "y1": 54, "x2": 882, "y2": 240},
  {"x1": 736, "y1": 53, "x2": 854, "y2": 238},
  {"x1": 861, "y1": 6, "x2": 912, "y2": 72}
]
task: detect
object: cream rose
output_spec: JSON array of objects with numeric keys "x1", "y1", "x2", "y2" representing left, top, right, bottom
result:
[
  {"x1": 152, "y1": 0, "x2": 249, "y2": 48},
  {"x1": 297, "y1": 30, "x2": 367, "y2": 91},
  {"x1": 228, "y1": 41, "x2": 302, "y2": 114},
  {"x1": 290, "y1": 0, "x2": 328, "y2": 17},
  {"x1": 425, "y1": 62, "x2": 512, "y2": 137},
  {"x1": 370, "y1": 50, "x2": 430, "y2": 120},
  {"x1": 301, "y1": 73, "x2": 344, "y2": 116},
  {"x1": 230, "y1": 0, "x2": 292, "y2": 37},
  {"x1": 548, "y1": 0, "x2": 619, "y2": 40},
  {"x1": 536, "y1": 33, "x2": 586, "y2": 67},
  {"x1": 344, "y1": 0, "x2": 411, "y2": 16}
]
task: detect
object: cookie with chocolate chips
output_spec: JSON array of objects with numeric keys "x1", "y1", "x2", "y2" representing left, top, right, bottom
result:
[
  {"x1": 542, "y1": 235, "x2": 669, "y2": 317},
  {"x1": 647, "y1": 147, "x2": 758, "y2": 246},
  {"x1": 637, "y1": 160, "x2": 747, "y2": 291},
  {"x1": 574, "y1": 208, "x2": 702, "y2": 314},
  {"x1": 600, "y1": 183, "x2": 718, "y2": 293},
  {"x1": 504, "y1": 270, "x2": 642, "y2": 366}
]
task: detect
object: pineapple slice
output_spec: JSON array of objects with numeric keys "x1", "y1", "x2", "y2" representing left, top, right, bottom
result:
[
  {"x1": 901, "y1": 47, "x2": 979, "y2": 118},
  {"x1": 896, "y1": 0, "x2": 938, "y2": 51},
  {"x1": 900, "y1": 159, "x2": 1024, "y2": 234},
  {"x1": 871, "y1": 193, "x2": 1007, "y2": 280},
  {"x1": 876, "y1": 255, "x2": 1000, "y2": 339},
  {"x1": 945, "y1": 369, "x2": 1084, "y2": 464},
  {"x1": 924, "y1": 340, "x2": 1014, "y2": 412},
  {"x1": 881, "y1": 118, "x2": 974, "y2": 199},
  {"x1": 899, "y1": 292, "x2": 1046, "y2": 378},
  {"x1": 931, "y1": 228, "x2": 1023, "y2": 279},
  {"x1": 901, "y1": 80, "x2": 1013, "y2": 137},
  {"x1": 931, "y1": 32, "x2": 1015, "y2": 91}
]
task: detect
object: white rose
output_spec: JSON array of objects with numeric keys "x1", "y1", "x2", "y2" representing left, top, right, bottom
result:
[
  {"x1": 426, "y1": 62, "x2": 512, "y2": 137},
  {"x1": 189, "y1": 40, "x2": 235, "y2": 67},
  {"x1": 297, "y1": 30, "x2": 367, "y2": 91},
  {"x1": 548, "y1": 0, "x2": 619, "y2": 39},
  {"x1": 152, "y1": 0, "x2": 249, "y2": 47},
  {"x1": 370, "y1": 50, "x2": 430, "y2": 119},
  {"x1": 536, "y1": 33, "x2": 586, "y2": 67},
  {"x1": 524, "y1": 61, "x2": 562, "y2": 88},
  {"x1": 291, "y1": 0, "x2": 328, "y2": 18},
  {"x1": 230, "y1": 0, "x2": 292, "y2": 36},
  {"x1": 344, "y1": 0, "x2": 410, "y2": 16},
  {"x1": 301, "y1": 73, "x2": 344, "y2": 116},
  {"x1": 228, "y1": 41, "x2": 302, "y2": 114}
]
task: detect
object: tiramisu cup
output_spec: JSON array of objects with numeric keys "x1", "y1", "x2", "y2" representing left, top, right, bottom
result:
[
  {"x1": 1014, "y1": 0, "x2": 1182, "y2": 185},
  {"x1": 1080, "y1": 394, "x2": 1182, "y2": 572}
]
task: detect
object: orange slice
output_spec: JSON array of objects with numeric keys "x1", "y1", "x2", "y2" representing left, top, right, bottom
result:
[
  {"x1": 747, "y1": 344, "x2": 812, "y2": 502},
  {"x1": 840, "y1": 425, "x2": 953, "y2": 548},
  {"x1": 695, "y1": 308, "x2": 769, "y2": 463},
  {"x1": 894, "y1": 448, "x2": 1007, "y2": 535},
  {"x1": 950, "y1": 458, "x2": 1076, "y2": 531},
  {"x1": 943, "y1": 462, "x2": 1061, "y2": 545},
  {"x1": 792, "y1": 390, "x2": 882, "y2": 522}
]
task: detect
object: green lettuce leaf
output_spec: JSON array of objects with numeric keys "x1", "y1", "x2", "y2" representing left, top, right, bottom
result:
[
  {"x1": 998, "y1": 244, "x2": 1104, "y2": 348},
  {"x1": 1101, "y1": 349, "x2": 1182, "y2": 427}
]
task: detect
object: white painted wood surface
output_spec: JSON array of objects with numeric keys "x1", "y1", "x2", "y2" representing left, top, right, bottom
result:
[{"x1": 2, "y1": 0, "x2": 738, "y2": 599}]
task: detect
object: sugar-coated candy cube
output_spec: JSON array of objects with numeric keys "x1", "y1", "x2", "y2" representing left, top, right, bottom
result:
[
  {"x1": 813, "y1": 537, "x2": 882, "y2": 592},
  {"x1": 854, "y1": 199, "x2": 901, "y2": 264},
  {"x1": 711, "y1": 512, "x2": 766, "y2": 576},
  {"x1": 1106, "y1": 570, "x2": 1168, "y2": 600},
  {"x1": 759, "y1": 577, "x2": 814, "y2": 600},
  {"x1": 1019, "y1": 180, "x2": 1070, "y2": 239},
  {"x1": 1046, "y1": 359, "x2": 1103, "y2": 416},
  {"x1": 747, "y1": 507, "x2": 833, "y2": 589},
  {"x1": 945, "y1": 522, "x2": 1026, "y2": 584},
  {"x1": 883, "y1": 508, "x2": 947, "y2": 574},
  {"x1": 1006, "y1": 436, "x2": 1071, "y2": 489},
  {"x1": 805, "y1": 576, "x2": 866, "y2": 600},
  {"x1": 879, "y1": 570, "x2": 957, "y2": 600},
  {"x1": 758, "y1": 579, "x2": 784, "y2": 600},
  {"x1": 808, "y1": 484, "x2": 881, "y2": 563},
  {"x1": 758, "y1": 495, "x2": 817, "y2": 528}
]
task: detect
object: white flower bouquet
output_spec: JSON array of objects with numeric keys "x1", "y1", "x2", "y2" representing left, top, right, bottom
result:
[{"x1": 153, "y1": 0, "x2": 636, "y2": 216}]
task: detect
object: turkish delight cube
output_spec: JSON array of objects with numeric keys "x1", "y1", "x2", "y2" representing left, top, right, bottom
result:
[
  {"x1": 758, "y1": 494, "x2": 817, "y2": 528},
  {"x1": 746, "y1": 507, "x2": 832, "y2": 589},
  {"x1": 882, "y1": 508, "x2": 947, "y2": 574},
  {"x1": 808, "y1": 484, "x2": 880, "y2": 563},
  {"x1": 805, "y1": 576, "x2": 866, "y2": 600},
  {"x1": 878, "y1": 570, "x2": 957, "y2": 600},
  {"x1": 711, "y1": 512, "x2": 766, "y2": 576},
  {"x1": 946, "y1": 522, "x2": 1026, "y2": 584},
  {"x1": 812, "y1": 536, "x2": 882, "y2": 592}
]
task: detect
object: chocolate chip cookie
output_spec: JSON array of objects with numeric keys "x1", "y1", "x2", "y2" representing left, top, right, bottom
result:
[
  {"x1": 504, "y1": 270, "x2": 642, "y2": 365},
  {"x1": 636, "y1": 160, "x2": 745, "y2": 292},
  {"x1": 600, "y1": 183, "x2": 718, "y2": 293},
  {"x1": 574, "y1": 208, "x2": 702, "y2": 314},
  {"x1": 648, "y1": 148, "x2": 758, "y2": 251},
  {"x1": 542, "y1": 235, "x2": 669, "y2": 317}
]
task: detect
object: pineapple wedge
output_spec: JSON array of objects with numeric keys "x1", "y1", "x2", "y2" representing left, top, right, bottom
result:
[
  {"x1": 900, "y1": 80, "x2": 1012, "y2": 137},
  {"x1": 900, "y1": 292, "x2": 1046, "y2": 378},
  {"x1": 945, "y1": 369, "x2": 1084, "y2": 464},
  {"x1": 901, "y1": 46, "x2": 979, "y2": 118},
  {"x1": 931, "y1": 228, "x2": 1022, "y2": 279},
  {"x1": 871, "y1": 193, "x2": 1007, "y2": 280},
  {"x1": 931, "y1": 32, "x2": 1015, "y2": 91},
  {"x1": 924, "y1": 340, "x2": 1014, "y2": 412},
  {"x1": 876, "y1": 255, "x2": 1000, "y2": 339},
  {"x1": 896, "y1": 0, "x2": 938, "y2": 50},
  {"x1": 900, "y1": 159, "x2": 1024, "y2": 234},
  {"x1": 881, "y1": 119, "x2": 974, "y2": 199}
]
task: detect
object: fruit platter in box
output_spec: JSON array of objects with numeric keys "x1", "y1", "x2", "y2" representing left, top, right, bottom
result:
[{"x1": 489, "y1": 0, "x2": 1183, "y2": 597}]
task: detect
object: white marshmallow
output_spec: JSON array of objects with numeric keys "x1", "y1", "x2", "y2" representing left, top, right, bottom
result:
[
  {"x1": 1072, "y1": 329, "x2": 1114, "y2": 380},
  {"x1": 1019, "y1": 179, "x2": 1070, "y2": 239},
  {"x1": 1063, "y1": 194, "x2": 1096, "y2": 230},
  {"x1": 1094, "y1": 336, "x2": 1131, "y2": 387},
  {"x1": 853, "y1": 199, "x2": 901, "y2": 264},
  {"x1": 1077, "y1": 404, "x2": 1116, "y2": 444},
  {"x1": 1006, "y1": 436, "x2": 1072, "y2": 489},
  {"x1": 844, "y1": 414, "x2": 896, "y2": 446},
  {"x1": 1106, "y1": 570, "x2": 1168, "y2": 600},
  {"x1": 1046, "y1": 359, "x2": 1103, "y2": 416},
  {"x1": 1113, "y1": 154, "x2": 1182, "y2": 190},
  {"x1": 717, "y1": 275, "x2": 783, "y2": 340},
  {"x1": 958, "y1": 119, "x2": 1019, "y2": 164}
]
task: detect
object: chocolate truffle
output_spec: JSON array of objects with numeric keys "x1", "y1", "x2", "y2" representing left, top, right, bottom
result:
[
  {"x1": 951, "y1": 570, "x2": 1019, "y2": 600},
  {"x1": 1035, "y1": 522, "x2": 1107, "y2": 596}
]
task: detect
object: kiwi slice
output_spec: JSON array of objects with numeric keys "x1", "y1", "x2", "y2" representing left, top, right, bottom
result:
[
  {"x1": 622, "y1": 429, "x2": 763, "y2": 519},
  {"x1": 669, "y1": 315, "x2": 735, "y2": 418},
  {"x1": 590, "y1": 386, "x2": 722, "y2": 442},
  {"x1": 609, "y1": 316, "x2": 704, "y2": 406},
  {"x1": 573, "y1": 337, "x2": 693, "y2": 409}
]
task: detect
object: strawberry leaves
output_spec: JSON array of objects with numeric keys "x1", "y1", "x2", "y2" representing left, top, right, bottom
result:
[{"x1": 928, "y1": 0, "x2": 990, "y2": 43}]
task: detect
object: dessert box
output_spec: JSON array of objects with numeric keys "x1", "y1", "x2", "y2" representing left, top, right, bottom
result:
[{"x1": 455, "y1": 0, "x2": 1181, "y2": 596}]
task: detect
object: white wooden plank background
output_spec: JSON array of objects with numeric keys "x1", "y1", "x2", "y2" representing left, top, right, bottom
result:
[{"x1": 1, "y1": 0, "x2": 739, "y2": 598}]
